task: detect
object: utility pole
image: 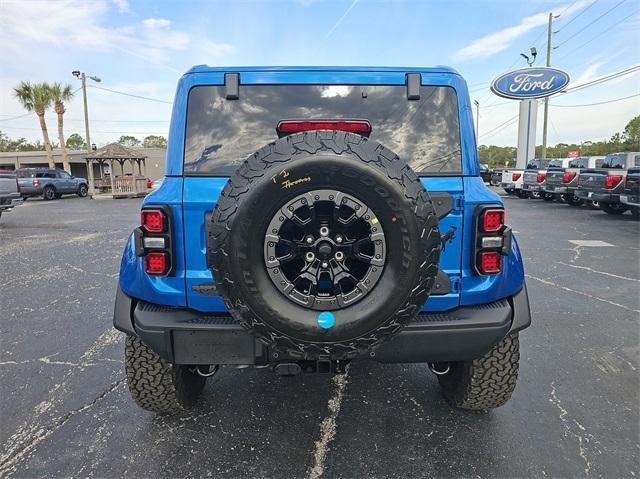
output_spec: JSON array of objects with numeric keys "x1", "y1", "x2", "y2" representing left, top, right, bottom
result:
[
  {"x1": 72, "y1": 71, "x2": 101, "y2": 196},
  {"x1": 474, "y1": 100, "x2": 480, "y2": 143},
  {"x1": 541, "y1": 12, "x2": 554, "y2": 160}
]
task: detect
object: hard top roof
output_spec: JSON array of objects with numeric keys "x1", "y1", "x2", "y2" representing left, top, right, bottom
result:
[{"x1": 185, "y1": 65, "x2": 460, "y2": 76}]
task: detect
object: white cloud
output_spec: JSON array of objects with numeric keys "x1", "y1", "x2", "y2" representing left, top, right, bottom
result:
[
  {"x1": 112, "y1": 0, "x2": 129, "y2": 13},
  {"x1": 142, "y1": 18, "x2": 172, "y2": 29},
  {"x1": 454, "y1": 1, "x2": 589, "y2": 62},
  {"x1": 574, "y1": 62, "x2": 606, "y2": 85}
]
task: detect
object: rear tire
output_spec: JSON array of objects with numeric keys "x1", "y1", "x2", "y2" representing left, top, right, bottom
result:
[
  {"x1": 586, "y1": 200, "x2": 600, "y2": 210},
  {"x1": 504, "y1": 188, "x2": 515, "y2": 195},
  {"x1": 125, "y1": 336, "x2": 207, "y2": 414},
  {"x1": 438, "y1": 334, "x2": 520, "y2": 410},
  {"x1": 543, "y1": 193, "x2": 554, "y2": 202},
  {"x1": 516, "y1": 190, "x2": 529, "y2": 199},
  {"x1": 43, "y1": 186, "x2": 56, "y2": 201},
  {"x1": 600, "y1": 202, "x2": 628, "y2": 215}
]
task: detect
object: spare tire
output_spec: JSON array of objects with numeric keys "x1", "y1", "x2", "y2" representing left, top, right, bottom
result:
[{"x1": 207, "y1": 130, "x2": 441, "y2": 359}]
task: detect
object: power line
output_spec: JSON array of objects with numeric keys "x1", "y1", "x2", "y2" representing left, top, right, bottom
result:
[
  {"x1": 564, "y1": 64, "x2": 640, "y2": 93},
  {"x1": 555, "y1": 9, "x2": 639, "y2": 62},
  {"x1": 88, "y1": 85, "x2": 173, "y2": 104},
  {"x1": 550, "y1": 92, "x2": 640, "y2": 107},
  {"x1": 554, "y1": 0, "x2": 627, "y2": 48},
  {"x1": 0, "y1": 113, "x2": 31, "y2": 122},
  {"x1": 556, "y1": 0, "x2": 599, "y2": 32},
  {"x1": 479, "y1": 114, "x2": 519, "y2": 139}
]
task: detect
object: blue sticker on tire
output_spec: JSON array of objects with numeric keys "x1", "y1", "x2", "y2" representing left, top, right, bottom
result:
[{"x1": 317, "y1": 311, "x2": 335, "y2": 329}]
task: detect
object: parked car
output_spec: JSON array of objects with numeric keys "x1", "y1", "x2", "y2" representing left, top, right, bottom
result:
[
  {"x1": 522, "y1": 159, "x2": 555, "y2": 200},
  {"x1": 544, "y1": 156, "x2": 605, "y2": 206},
  {"x1": 113, "y1": 66, "x2": 531, "y2": 414},
  {"x1": 479, "y1": 163, "x2": 492, "y2": 184},
  {"x1": 576, "y1": 152, "x2": 640, "y2": 215},
  {"x1": 17, "y1": 168, "x2": 88, "y2": 200},
  {"x1": 0, "y1": 170, "x2": 23, "y2": 221},
  {"x1": 620, "y1": 167, "x2": 639, "y2": 219},
  {"x1": 501, "y1": 168, "x2": 525, "y2": 196},
  {"x1": 537, "y1": 158, "x2": 573, "y2": 202},
  {"x1": 490, "y1": 168, "x2": 502, "y2": 186}
]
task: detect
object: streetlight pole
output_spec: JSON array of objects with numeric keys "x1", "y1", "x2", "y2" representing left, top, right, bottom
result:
[
  {"x1": 73, "y1": 71, "x2": 101, "y2": 196},
  {"x1": 541, "y1": 12, "x2": 558, "y2": 160},
  {"x1": 474, "y1": 100, "x2": 480, "y2": 144}
]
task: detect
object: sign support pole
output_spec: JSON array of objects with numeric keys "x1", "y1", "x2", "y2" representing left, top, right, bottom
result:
[{"x1": 516, "y1": 99, "x2": 538, "y2": 170}]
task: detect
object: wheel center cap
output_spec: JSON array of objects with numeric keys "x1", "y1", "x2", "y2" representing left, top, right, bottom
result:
[{"x1": 317, "y1": 241, "x2": 333, "y2": 259}]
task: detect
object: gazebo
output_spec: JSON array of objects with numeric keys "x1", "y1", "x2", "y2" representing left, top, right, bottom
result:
[{"x1": 84, "y1": 143, "x2": 148, "y2": 198}]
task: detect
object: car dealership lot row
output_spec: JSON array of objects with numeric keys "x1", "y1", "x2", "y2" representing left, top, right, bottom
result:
[{"x1": 0, "y1": 194, "x2": 638, "y2": 478}]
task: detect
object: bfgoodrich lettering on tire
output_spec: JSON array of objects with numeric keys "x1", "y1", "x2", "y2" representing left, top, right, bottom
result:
[{"x1": 208, "y1": 130, "x2": 441, "y2": 360}]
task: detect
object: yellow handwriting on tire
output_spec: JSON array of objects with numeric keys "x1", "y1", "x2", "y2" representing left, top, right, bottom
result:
[{"x1": 281, "y1": 177, "x2": 312, "y2": 189}]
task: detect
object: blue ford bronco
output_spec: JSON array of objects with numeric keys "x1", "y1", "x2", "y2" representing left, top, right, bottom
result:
[{"x1": 114, "y1": 66, "x2": 531, "y2": 413}]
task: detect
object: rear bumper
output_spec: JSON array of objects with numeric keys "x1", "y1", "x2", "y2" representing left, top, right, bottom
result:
[
  {"x1": 620, "y1": 194, "x2": 639, "y2": 207},
  {"x1": 576, "y1": 190, "x2": 619, "y2": 202},
  {"x1": 522, "y1": 183, "x2": 543, "y2": 192},
  {"x1": 0, "y1": 196, "x2": 23, "y2": 210},
  {"x1": 544, "y1": 185, "x2": 567, "y2": 194},
  {"x1": 113, "y1": 284, "x2": 531, "y2": 365}
]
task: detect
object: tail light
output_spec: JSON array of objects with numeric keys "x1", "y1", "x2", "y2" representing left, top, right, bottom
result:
[
  {"x1": 605, "y1": 175, "x2": 622, "y2": 189},
  {"x1": 16, "y1": 178, "x2": 21, "y2": 193},
  {"x1": 135, "y1": 206, "x2": 174, "y2": 276},
  {"x1": 33, "y1": 179, "x2": 40, "y2": 187},
  {"x1": 512, "y1": 173, "x2": 521, "y2": 181},
  {"x1": 562, "y1": 171, "x2": 577, "y2": 183},
  {"x1": 474, "y1": 206, "x2": 511, "y2": 276},
  {"x1": 277, "y1": 119, "x2": 371, "y2": 137},
  {"x1": 537, "y1": 173, "x2": 546, "y2": 183}
]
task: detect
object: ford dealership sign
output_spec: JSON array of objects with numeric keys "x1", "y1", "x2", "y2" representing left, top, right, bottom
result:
[{"x1": 491, "y1": 67, "x2": 570, "y2": 100}]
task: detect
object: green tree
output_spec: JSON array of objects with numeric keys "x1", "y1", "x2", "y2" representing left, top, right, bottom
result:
[
  {"x1": 66, "y1": 133, "x2": 86, "y2": 150},
  {"x1": 622, "y1": 115, "x2": 640, "y2": 150},
  {"x1": 49, "y1": 83, "x2": 75, "y2": 173},
  {"x1": 142, "y1": 135, "x2": 167, "y2": 148},
  {"x1": 13, "y1": 81, "x2": 54, "y2": 167},
  {"x1": 117, "y1": 135, "x2": 141, "y2": 147}
]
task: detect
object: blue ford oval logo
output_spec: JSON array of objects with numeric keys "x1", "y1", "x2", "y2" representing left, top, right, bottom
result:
[{"x1": 491, "y1": 67, "x2": 570, "y2": 100}]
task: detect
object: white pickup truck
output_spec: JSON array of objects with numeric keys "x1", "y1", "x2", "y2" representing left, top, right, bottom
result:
[
  {"x1": 501, "y1": 169, "x2": 526, "y2": 198},
  {"x1": 0, "y1": 170, "x2": 23, "y2": 221}
]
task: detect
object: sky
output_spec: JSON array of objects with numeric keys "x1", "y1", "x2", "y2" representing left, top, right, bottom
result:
[{"x1": 0, "y1": 0, "x2": 638, "y2": 148}]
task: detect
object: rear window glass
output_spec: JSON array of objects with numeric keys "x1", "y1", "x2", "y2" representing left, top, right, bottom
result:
[
  {"x1": 601, "y1": 153, "x2": 627, "y2": 169},
  {"x1": 569, "y1": 157, "x2": 589, "y2": 168},
  {"x1": 526, "y1": 159, "x2": 550, "y2": 169},
  {"x1": 184, "y1": 85, "x2": 462, "y2": 175},
  {"x1": 548, "y1": 160, "x2": 564, "y2": 168}
]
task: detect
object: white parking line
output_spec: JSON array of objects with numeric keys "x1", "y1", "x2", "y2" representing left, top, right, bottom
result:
[
  {"x1": 556, "y1": 262, "x2": 639, "y2": 283},
  {"x1": 525, "y1": 274, "x2": 640, "y2": 314},
  {"x1": 568, "y1": 240, "x2": 615, "y2": 247}
]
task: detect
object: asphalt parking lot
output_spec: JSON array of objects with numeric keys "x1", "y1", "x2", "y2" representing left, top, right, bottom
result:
[{"x1": 0, "y1": 191, "x2": 638, "y2": 478}]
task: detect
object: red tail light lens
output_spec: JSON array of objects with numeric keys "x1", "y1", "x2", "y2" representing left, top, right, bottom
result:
[
  {"x1": 562, "y1": 171, "x2": 577, "y2": 183},
  {"x1": 33, "y1": 179, "x2": 40, "y2": 187},
  {"x1": 481, "y1": 209, "x2": 505, "y2": 233},
  {"x1": 141, "y1": 209, "x2": 165, "y2": 233},
  {"x1": 144, "y1": 252, "x2": 169, "y2": 275},
  {"x1": 537, "y1": 173, "x2": 546, "y2": 183},
  {"x1": 478, "y1": 251, "x2": 502, "y2": 275},
  {"x1": 605, "y1": 175, "x2": 622, "y2": 189},
  {"x1": 512, "y1": 173, "x2": 521, "y2": 181},
  {"x1": 277, "y1": 119, "x2": 371, "y2": 136},
  {"x1": 16, "y1": 178, "x2": 20, "y2": 193}
]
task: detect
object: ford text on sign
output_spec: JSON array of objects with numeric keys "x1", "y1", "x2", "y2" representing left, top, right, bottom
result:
[{"x1": 491, "y1": 67, "x2": 570, "y2": 100}]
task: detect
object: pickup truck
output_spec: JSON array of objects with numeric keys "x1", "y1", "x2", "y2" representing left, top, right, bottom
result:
[
  {"x1": 0, "y1": 170, "x2": 23, "y2": 221},
  {"x1": 479, "y1": 164, "x2": 492, "y2": 184},
  {"x1": 619, "y1": 167, "x2": 639, "y2": 219},
  {"x1": 17, "y1": 168, "x2": 88, "y2": 200},
  {"x1": 501, "y1": 169, "x2": 525, "y2": 197},
  {"x1": 544, "y1": 156, "x2": 604, "y2": 206},
  {"x1": 576, "y1": 152, "x2": 640, "y2": 215},
  {"x1": 521, "y1": 159, "x2": 554, "y2": 200}
]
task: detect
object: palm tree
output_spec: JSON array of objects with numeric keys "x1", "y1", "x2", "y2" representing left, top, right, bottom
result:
[
  {"x1": 13, "y1": 81, "x2": 54, "y2": 167},
  {"x1": 50, "y1": 83, "x2": 75, "y2": 173}
]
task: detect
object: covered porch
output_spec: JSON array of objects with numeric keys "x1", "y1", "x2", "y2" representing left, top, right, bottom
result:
[{"x1": 84, "y1": 143, "x2": 149, "y2": 198}]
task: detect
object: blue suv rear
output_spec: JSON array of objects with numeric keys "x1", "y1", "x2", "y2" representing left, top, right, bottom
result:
[{"x1": 114, "y1": 66, "x2": 531, "y2": 413}]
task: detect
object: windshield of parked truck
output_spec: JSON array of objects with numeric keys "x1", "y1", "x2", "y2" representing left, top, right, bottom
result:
[
  {"x1": 548, "y1": 160, "x2": 564, "y2": 168},
  {"x1": 184, "y1": 84, "x2": 462, "y2": 176},
  {"x1": 601, "y1": 153, "x2": 627, "y2": 169},
  {"x1": 569, "y1": 157, "x2": 589, "y2": 168}
]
